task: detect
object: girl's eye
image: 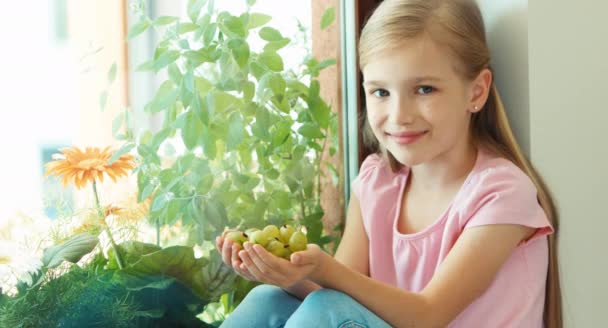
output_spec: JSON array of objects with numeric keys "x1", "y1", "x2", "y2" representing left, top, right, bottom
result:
[
  {"x1": 372, "y1": 89, "x2": 390, "y2": 97},
  {"x1": 416, "y1": 86, "x2": 435, "y2": 95}
]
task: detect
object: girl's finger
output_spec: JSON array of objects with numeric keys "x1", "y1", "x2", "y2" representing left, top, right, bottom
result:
[
  {"x1": 239, "y1": 249, "x2": 266, "y2": 282},
  {"x1": 244, "y1": 243, "x2": 282, "y2": 279},
  {"x1": 233, "y1": 261, "x2": 256, "y2": 281},
  {"x1": 231, "y1": 243, "x2": 242, "y2": 268},
  {"x1": 215, "y1": 236, "x2": 223, "y2": 251},
  {"x1": 251, "y1": 243, "x2": 287, "y2": 269},
  {"x1": 221, "y1": 239, "x2": 233, "y2": 267}
]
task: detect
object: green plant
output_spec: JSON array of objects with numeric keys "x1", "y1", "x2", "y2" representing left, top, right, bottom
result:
[
  {"x1": 119, "y1": 0, "x2": 339, "y2": 314},
  {"x1": 0, "y1": 251, "x2": 218, "y2": 328},
  {"x1": 0, "y1": 234, "x2": 230, "y2": 327}
]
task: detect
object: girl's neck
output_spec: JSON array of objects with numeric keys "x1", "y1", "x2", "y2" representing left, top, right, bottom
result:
[{"x1": 408, "y1": 142, "x2": 478, "y2": 192}]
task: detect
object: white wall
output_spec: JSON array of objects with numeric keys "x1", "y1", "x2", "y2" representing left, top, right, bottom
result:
[
  {"x1": 478, "y1": 0, "x2": 530, "y2": 156},
  {"x1": 529, "y1": 0, "x2": 608, "y2": 326},
  {"x1": 481, "y1": 0, "x2": 608, "y2": 326}
]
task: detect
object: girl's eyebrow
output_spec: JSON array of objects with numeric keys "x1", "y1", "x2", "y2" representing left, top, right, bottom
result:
[{"x1": 362, "y1": 76, "x2": 442, "y2": 87}]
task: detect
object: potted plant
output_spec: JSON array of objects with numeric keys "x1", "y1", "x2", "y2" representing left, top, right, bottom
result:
[
  {"x1": 0, "y1": 0, "x2": 339, "y2": 326},
  {"x1": 122, "y1": 0, "x2": 339, "y2": 317}
]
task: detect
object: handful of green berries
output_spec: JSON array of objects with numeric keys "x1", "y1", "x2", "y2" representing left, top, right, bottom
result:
[{"x1": 224, "y1": 224, "x2": 308, "y2": 260}]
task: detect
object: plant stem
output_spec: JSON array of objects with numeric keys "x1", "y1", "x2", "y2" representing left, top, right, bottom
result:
[
  {"x1": 316, "y1": 130, "x2": 329, "y2": 202},
  {"x1": 92, "y1": 180, "x2": 125, "y2": 270},
  {"x1": 299, "y1": 187, "x2": 307, "y2": 220}
]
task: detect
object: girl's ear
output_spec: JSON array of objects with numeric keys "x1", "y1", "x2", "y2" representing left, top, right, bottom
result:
[{"x1": 469, "y1": 68, "x2": 492, "y2": 113}]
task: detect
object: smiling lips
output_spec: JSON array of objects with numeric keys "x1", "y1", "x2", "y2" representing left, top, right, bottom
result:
[{"x1": 386, "y1": 130, "x2": 428, "y2": 145}]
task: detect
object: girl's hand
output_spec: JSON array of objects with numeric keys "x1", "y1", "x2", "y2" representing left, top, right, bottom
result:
[
  {"x1": 215, "y1": 232, "x2": 258, "y2": 282},
  {"x1": 238, "y1": 242, "x2": 330, "y2": 289}
]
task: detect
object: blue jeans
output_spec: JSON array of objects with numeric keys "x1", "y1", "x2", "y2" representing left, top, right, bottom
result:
[{"x1": 220, "y1": 284, "x2": 392, "y2": 328}]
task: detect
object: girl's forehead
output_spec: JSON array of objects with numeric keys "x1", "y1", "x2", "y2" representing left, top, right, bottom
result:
[{"x1": 362, "y1": 36, "x2": 460, "y2": 81}]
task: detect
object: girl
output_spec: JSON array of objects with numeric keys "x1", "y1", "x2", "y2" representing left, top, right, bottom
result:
[{"x1": 216, "y1": 0, "x2": 562, "y2": 327}]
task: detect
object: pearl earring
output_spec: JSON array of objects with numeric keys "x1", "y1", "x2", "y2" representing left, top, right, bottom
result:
[{"x1": 474, "y1": 106, "x2": 479, "y2": 111}]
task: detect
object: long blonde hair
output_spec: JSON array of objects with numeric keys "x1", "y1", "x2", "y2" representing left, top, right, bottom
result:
[{"x1": 358, "y1": 1, "x2": 562, "y2": 327}]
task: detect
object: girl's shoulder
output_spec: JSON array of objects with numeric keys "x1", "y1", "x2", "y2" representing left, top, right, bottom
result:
[
  {"x1": 467, "y1": 150, "x2": 534, "y2": 193},
  {"x1": 350, "y1": 153, "x2": 398, "y2": 199},
  {"x1": 456, "y1": 150, "x2": 552, "y2": 236}
]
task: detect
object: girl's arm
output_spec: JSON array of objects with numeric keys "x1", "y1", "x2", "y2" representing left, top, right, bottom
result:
[
  {"x1": 314, "y1": 223, "x2": 535, "y2": 327},
  {"x1": 282, "y1": 193, "x2": 371, "y2": 299}
]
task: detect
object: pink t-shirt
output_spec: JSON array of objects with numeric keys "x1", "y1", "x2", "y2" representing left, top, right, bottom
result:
[{"x1": 351, "y1": 149, "x2": 553, "y2": 327}]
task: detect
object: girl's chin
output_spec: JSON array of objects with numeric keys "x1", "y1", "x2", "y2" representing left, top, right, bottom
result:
[{"x1": 386, "y1": 150, "x2": 424, "y2": 167}]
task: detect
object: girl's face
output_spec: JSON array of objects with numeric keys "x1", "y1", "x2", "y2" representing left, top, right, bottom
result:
[{"x1": 362, "y1": 35, "x2": 485, "y2": 167}]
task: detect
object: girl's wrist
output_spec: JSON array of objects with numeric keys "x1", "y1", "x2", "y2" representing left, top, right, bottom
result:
[{"x1": 311, "y1": 250, "x2": 334, "y2": 286}]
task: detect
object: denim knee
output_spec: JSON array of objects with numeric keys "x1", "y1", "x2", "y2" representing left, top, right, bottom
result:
[
  {"x1": 286, "y1": 289, "x2": 368, "y2": 328},
  {"x1": 242, "y1": 284, "x2": 288, "y2": 306},
  {"x1": 220, "y1": 284, "x2": 302, "y2": 328}
]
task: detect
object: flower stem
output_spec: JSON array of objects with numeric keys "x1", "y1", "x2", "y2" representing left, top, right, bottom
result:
[{"x1": 93, "y1": 180, "x2": 125, "y2": 270}]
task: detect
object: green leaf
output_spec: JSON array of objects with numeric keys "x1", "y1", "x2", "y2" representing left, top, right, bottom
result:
[
  {"x1": 208, "y1": 90, "x2": 240, "y2": 114},
  {"x1": 326, "y1": 161, "x2": 340, "y2": 186},
  {"x1": 271, "y1": 122, "x2": 291, "y2": 149},
  {"x1": 112, "y1": 111, "x2": 124, "y2": 137},
  {"x1": 128, "y1": 19, "x2": 151, "y2": 40},
  {"x1": 243, "y1": 81, "x2": 255, "y2": 102},
  {"x1": 151, "y1": 192, "x2": 173, "y2": 212},
  {"x1": 247, "y1": 0, "x2": 256, "y2": 6},
  {"x1": 320, "y1": 6, "x2": 336, "y2": 30},
  {"x1": 302, "y1": 212, "x2": 324, "y2": 244},
  {"x1": 107, "y1": 142, "x2": 135, "y2": 165},
  {"x1": 223, "y1": 15, "x2": 246, "y2": 38},
  {"x1": 182, "y1": 110, "x2": 204, "y2": 150},
  {"x1": 227, "y1": 39, "x2": 250, "y2": 69},
  {"x1": 274, "y1": 191, "x2": 291, "y2": 210},
  {"x1": 264, "y1": 38, "x2": 290, "y2": 52},
  {"x1": 298, "y1": 123, "x2": 324, "y2": 139},
  {"x1": 178, "y1": 22, "x2": 200, "y2": 34},
  {"x1": 140, "y1": 183, "x2": 156, "y2": 203},
  {"x1": 146, "y1": 80, "x2": 178, "y2": 113},
  {"x1": 42, "y1": 233, "x2": 99, "y2": 268},
  {"x1": 191, "y1": 94, "x2": 209, "y2": 125},
  {"x1": 184, "y1": 48, "x2": 214, "y2": 65},
  {"x1": 227, "y1": 112, "x2": 244, "y2": 150},
  {"x1": 259, "y1": 27, "x2": 283, "y2": 41},
  {"x1": 258, "y1": 52, "x2": 283, "y2": 72},
  {"x1": 267, "y1": 73, "x2": 286, "y2": 98},
  {"x1": 135, "y1": 59, "x2": 155, "y2": 72},
  {"x1": 151, "y1": 128, "x2": 173, "y2": 151},
  {"x1": 318, "y1": 58, "x2": 337, "y2": 70},
  {"x1": 252, "y1": 106, "x2": 271, "y2": 140},
  {"x1": 123, "y1": 245, "x2": 212, "y2": 299},
  {"x1": 99, "y1": 90, "x2": 108, "y2": 111},
  {"x1": 184, "y1": 71, "x2": 195, "y2": 93},
  {"x1": 153, "y1": 50, "x2": 180, "y2": 71},
  {"x1": 107, "y1": 241, "x2": 161, "y2": 270},
  {"x1": 168, "y1": 63, "x2": 182, "y2": 85},
  {"x1": 153, "y1": 16, "x2": 178, "y2": 26},
  {"x1": 107, "y1": 62, "x2": 117, "y2": 83},
  {"x1": 249, "y1": 61, "x2": 267, "y2": 80},
  {"x1": 308, "y1": 80, "x2": 330, "y2": 128},
  {"x1": 287, "y1": 80, "x2": 309, "y2": 97},
  {"x1": 197, "y1": 174, "x2": 214, "y2": 195},
  {"x1": 126, "y1": 277, "x2": 176, "y2": 292},
  {"x1": 203, "y1": 22, "x2": 217, "y2": 46},
  {"x1": 202, "y1": 127, "x2": 217, "y2": 159},
  {"x1": 188, "y1": 0, "x2": 207, "y2": 22},
  {"x1": 178, "y1": 39, "x2": 190, "y2": 49},
  {"x1": 248, "y1": 13, "x2": 271, "y2": 29}
]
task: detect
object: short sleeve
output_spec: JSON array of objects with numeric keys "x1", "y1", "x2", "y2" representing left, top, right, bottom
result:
[
  {"x1": 462, "y1": 165, "x2": 554, "y2": 244},
  {"x1": 350, "y1": 153, "x2": 383, "y2": 201}
]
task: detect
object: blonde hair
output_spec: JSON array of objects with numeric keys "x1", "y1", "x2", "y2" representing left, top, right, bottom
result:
[{"x1": 358, "y1": 1, "x2": 562, "y2": 327}]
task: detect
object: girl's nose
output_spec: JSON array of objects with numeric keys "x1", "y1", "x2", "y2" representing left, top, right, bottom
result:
[{"x1": 388, "y1": 96, "x2": 415, "y2": 124}]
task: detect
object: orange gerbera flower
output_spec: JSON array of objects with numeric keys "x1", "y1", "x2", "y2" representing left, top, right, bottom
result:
[{"x1": 45, "y1": 146, "x2": 136, "y2": 189}]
